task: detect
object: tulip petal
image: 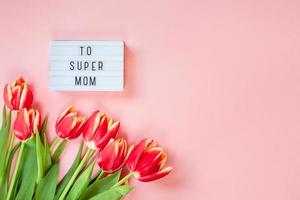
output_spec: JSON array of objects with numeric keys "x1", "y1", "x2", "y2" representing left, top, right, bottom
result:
[
  {"x1": 28, "y1": 109, "x2": 39, "y2": 133},
  {"x1": 11, "y1": 85, "x2": 22, "y2": 110},
  {"x1": 3, "y1": 78, "x2": 33, "y2": 111},
  {"x1": 92, "y1": 112, "x2": 103, "y2": 134},
  {"x1": 107, "y1": 121, "x2": 120, "y2": 137},
  {"x1": 98, "y1": 138, "x2": 130, "y2": 173},
  {"x1": 138, "y1": 167, "x2": 173, "y2": 182},
  {"x1": 56, "y1": 105, "x2": 76, "y2": 124},
  {"x1": 56, "y1": 106, "x2": 85, "y2": 140},
  {"x1": 135, "y1": 147, "x2": 163, "y2": 172},
  {"x1": 111, "y1": 139, "x2": 127, "y2": 170},
  {"x1": 13, "y1": 108, "x2": 31, "y2": 141},
  {"x1": 33, "y1": 110, "x2": 41, "y2": 133},
  {"x1": 95, "y1": 120, "x2": 118, "y2": 150},
  {"x1": 19, "y1": 83, "x2": 33, "y2": 109},
  {"x1": 127, "y1": 138, "x2": 154, "y2": 172},
  {"x1": 13, "y1": 77, "x2": 25, "y2": 86},
  {"x1": 115, "y1": 145, "x2": 134, "y2": 169},
  {"x1": 138, "y1": 157, "x2": 163, "y2": 177},
  {"x1": 56, "y1": 113, "x2": 76, "y2": 139},
  {"x1": 93, "y1": 115, "x2": 108, "y2": 143},
  {"x1": 83, "y1": 111, "x2": 100, "y2": 142},
  {"x1": 3, "y1": 84, "x2": 13, "y2": 110},
  {"x1": 67, "y1": 117, "x2": 85, "y2": 139},
  {"x1": 159, "y1": 151, "x2": 168, "y2": 170},
  {"x1": 98, "y1": 139, "x2": 116, "y2": 172}
]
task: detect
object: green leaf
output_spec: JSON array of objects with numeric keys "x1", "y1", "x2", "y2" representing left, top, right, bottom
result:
[
  {"x1": 66, "y1": 163, "x2": 95, "y2": 200},
  {"x1": 4, "y1": 143, "x2": 21, "y2": 182},
  {"x1": 37, "y1": 116, "x2": 52, "y2": 176},
  {"x1": 0, "y1": 107, "x2": 10, "y2": 177},
  {"x1": 52, "y1": 140, "x2": 67, "y2": 163},
  {"x1": 54, "y1": 142, "x2": 83, "y2": 200},
  {"x1": 35, "y1": 163, "x2": 59, "y2": 200},
  {"x1": 15, "y1": 140, "x2": 38, "y2": 200},
  {"x1": 0, "y1": 107, "x2": 11, "y2": 200},
  {"x1": 1, "y1": 105, "x2": 7, "y2": 124},
  {"x1": 1, "y1": 142, "x2": 20, "y2": 199},
  {"x1": 40, "y1": 116, "x2": 48, "y2": 137},
  {"x1": 89, "y1": 170, "x2": 103, "y2": 185},
  {"x1": 43, "y1": 138, "x2": 52, "y2": 173},
  {"x1": 88, "y1": 185, "x2": 133, "y2": 200},
  {"x1": 10, "y1": 175, "x2": 21, "y2": 200},
  {"x1": 6, "y1": 110, "x2": 11, "y2": 132},
  {"x1": 36, "y1": 131, "x2": 45, "y2": 184},
  {"x1": 114, "y1": 185, "x2": 134, "y2": 196},
  {"x1": 79, "y1": 170, "x2": 121, "y2": 200},
  {"x1": 40, "y1": 116, "x2": 49, "y2": 149}
]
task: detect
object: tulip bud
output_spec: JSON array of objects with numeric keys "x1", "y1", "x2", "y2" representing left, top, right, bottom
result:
[
  {"x1": 127, "y1": 138, "x2": 173, "y2": 182},
  {"x1": 13, "y1": 108, "x2": 40, "y2": 141},
  {"x1": 82, "y1": 111, "x2": 120, "y2": 150},
  {"x1": 55, "y1": 106, "x2": 86, "y2": 140},
  {"x1": 97, "y1": 138, "x2": 133, "y2": 173},
  {"x1": 3, "y1": 77, "x2": 33, "y2": 111}
]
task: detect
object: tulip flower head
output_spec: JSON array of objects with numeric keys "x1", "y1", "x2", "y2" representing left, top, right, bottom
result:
[
  {"x1": 83, "y1": 111, "x2": 120, "y2": 150},
  {"x1": 13, "y1": 108, "x2": 40, "y2": 141},
  {"x1": 55, "y1": 106, "x2": 86, "y2": 140},
  {"x1": 127, "y1": 138, "x2": 173, "y2": 182},
  {"x1": 97, "y1": 138, "x2": 133, "y2": 173},
  {"x1": 3, "y1": 77, "x2": 33, "y2": 111}
]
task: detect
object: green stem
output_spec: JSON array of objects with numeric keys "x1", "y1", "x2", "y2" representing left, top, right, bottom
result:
[
  {"x1": 49, "y1": 136, "x2": 61, "y2": 152},
  {"x1": 58, "y1": 148, "x2": 94, "y2": 200},
  {"x1": 6, "y1": 142, "x2": 25, "y2": 200},
  {"x1": 112, "y1": 173, "x2": 133, "y2": 188}
]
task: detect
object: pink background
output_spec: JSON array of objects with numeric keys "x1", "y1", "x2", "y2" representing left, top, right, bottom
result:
[{"x1": 1, "y1": 0, "x2": 300, "y2": 199}]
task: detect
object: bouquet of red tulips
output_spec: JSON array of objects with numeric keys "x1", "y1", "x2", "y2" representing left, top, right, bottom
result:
[{"x1": 0, "y1": 77, "x2": 173, "y2": 200}]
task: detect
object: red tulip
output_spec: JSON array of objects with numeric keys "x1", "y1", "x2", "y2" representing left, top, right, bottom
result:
[
  {"x1": 55, "y1": 106, "x2": 86, "y2": 139},
  {"x1": 13, "y1": 108, "x2": 40, "y2": 141},
  {"x1": 3, "y1": 77, "x2": 33, "y2": 111},
  {"x1": 97, "y1": 138, "x2": 133, "y2": 173},
  {"x1": 82, "y1": 111, "x2": 120, "y2": 150},
  {"x1": 127, "y1": 138, "x2": 173, "y2": 182}
]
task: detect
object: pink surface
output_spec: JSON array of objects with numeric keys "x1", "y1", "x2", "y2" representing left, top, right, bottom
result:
[{"x1": 1, "y1": 0, "x2": 300, "y2": 199}]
